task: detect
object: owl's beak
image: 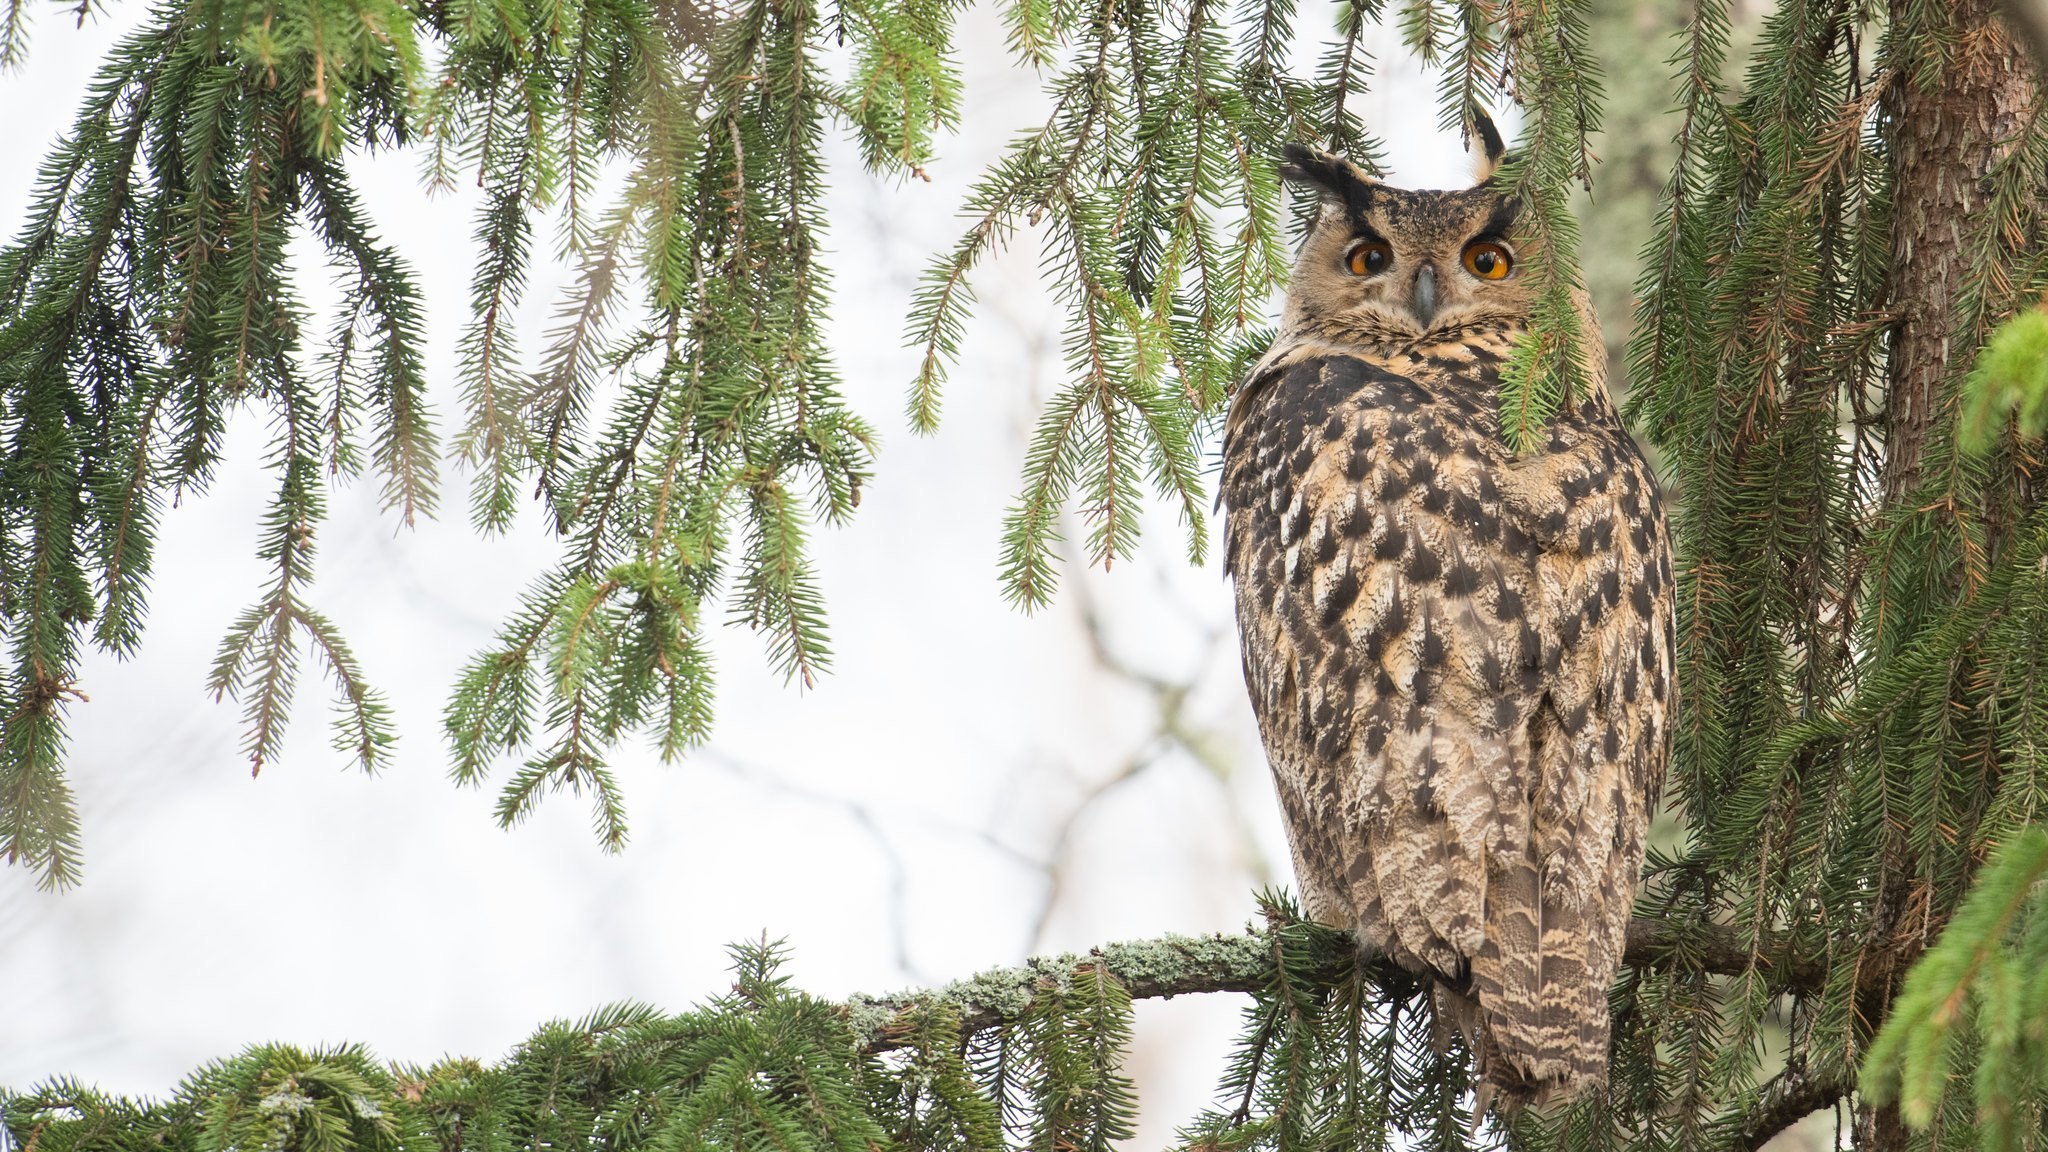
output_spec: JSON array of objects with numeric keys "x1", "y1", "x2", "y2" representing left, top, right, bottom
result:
[{"x1": 1411, "y1": 264, "x2": 1439, "y2": 327}]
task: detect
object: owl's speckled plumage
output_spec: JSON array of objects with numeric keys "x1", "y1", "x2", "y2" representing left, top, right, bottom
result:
[{"x1": 1222, "y1": 139, "x2": 1675, "y2": 1107}]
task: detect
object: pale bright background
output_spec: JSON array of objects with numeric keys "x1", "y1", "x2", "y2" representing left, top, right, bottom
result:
[{"x1": 0, "y1": 7, "x2": 1485, "y2": 1145}]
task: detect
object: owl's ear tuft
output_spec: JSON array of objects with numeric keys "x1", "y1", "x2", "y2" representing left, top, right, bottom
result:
[
  {"x1": 1468, "y1": 105, "x2": 1509, "y2": 183},
  {"x1": 1279, "y1": 144, "x2": 1377, "y2": 214}
]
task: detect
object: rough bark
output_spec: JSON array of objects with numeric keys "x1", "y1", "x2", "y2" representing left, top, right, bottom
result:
[
  {"x1": 1866, "y1": 2, "x2": 2035, "y2": 1147},
  {"x1": 1880, "y1": 0, "x2": 2034, "y2": 504},
  {"x1": 1855, "y1": 1099, "x2": 1916, "y2": 1152}
]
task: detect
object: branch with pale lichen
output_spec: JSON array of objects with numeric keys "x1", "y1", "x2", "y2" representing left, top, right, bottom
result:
[{"x1": 846, "y1": 915, "x2": 1825, "y2": 1051}]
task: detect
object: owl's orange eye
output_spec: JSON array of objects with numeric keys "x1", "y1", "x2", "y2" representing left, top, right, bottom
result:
[
  {"x1": 1462, "y1": 241, "x2": 1513, "y2": 280},
  {"x1": 1345, "y1": 240, "x2": 1392, "y2": 277}
]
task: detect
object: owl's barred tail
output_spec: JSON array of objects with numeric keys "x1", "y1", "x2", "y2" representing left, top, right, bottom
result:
[{"x1": 1462, "y1": 859, "x2": 1616, "y2": 1114}]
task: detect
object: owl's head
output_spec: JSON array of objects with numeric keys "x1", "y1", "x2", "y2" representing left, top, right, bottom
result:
[{"x1": 1277, "y1": 119, "x2": 1532, "y2": 344}]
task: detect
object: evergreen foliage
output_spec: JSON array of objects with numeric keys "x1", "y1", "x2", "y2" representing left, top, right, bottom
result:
[
  {"x1": 6, "y1": 0, "x2": 2048, "y2": 1140},
  {"x1": 1174, "y1": 894, "x2": 1469, "y2": 1152},
  {"x1": 1614, "y1": 0, "x2": 2048, "y2": 1139},
  {"x1": 0, "y1": 0, "x2": 1622, "y2": 880},
  {"x1": 0, "y1": 938, "x2": 1126, "y2": 1152},
  {"x1": 18, "y1": 899, "x2": 2032, "y2": 1152},
  {"x1": 0, "y1": 907, "x2": 1677, "y2": 1152},
  {"x1": 3, "y1": 942, "x2": 905, "y2": 1152},
  {"x1": 1863, "y1": 828, "x2": 2048, "y2": 1152},
  {"x1": 1958, "y1": 308, "x2": 2048, "y2": 454}
]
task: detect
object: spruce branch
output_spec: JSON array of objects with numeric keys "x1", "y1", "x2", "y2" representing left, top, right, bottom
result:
[
  {"x1": 1723, "y1": 1067, "x2": 1851, "y2": 1152},
  {"x1": 846, "y1": 915, "x2": 1828, "y2": 1053}
]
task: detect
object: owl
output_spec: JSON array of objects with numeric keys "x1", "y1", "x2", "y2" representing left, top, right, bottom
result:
[{"x1": 1221, "y1": 122, "x2": 1675, "y2": 1109}]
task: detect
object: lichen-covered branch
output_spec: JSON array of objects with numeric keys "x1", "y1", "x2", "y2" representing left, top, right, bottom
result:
[{"x1": 848, "y1": 914, "x2": 1824, "y2": 1052}]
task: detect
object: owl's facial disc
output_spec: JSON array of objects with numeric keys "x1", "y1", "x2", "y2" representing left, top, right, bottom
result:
[{"x1": 1279, "y1": 147, "x2": 1539, "y2": 344}]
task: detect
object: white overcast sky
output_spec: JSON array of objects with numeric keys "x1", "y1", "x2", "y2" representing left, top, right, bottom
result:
[{"x1": 0, "y1": 6, "x2": 1478, "y2": 1144}]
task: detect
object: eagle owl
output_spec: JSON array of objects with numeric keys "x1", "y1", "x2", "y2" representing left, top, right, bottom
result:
[{"x1": 1221, "y1": 126, "x2": 1675, "y2": 1107}]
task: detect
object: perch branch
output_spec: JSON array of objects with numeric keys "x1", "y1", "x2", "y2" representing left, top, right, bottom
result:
[{"x1": 849, "y1": 915, "x2": 1826, "y2": 1052}]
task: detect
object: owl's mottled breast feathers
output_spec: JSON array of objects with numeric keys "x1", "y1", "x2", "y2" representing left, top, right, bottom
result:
[{"x1": 1222, "y1": 324, "x2": 1674, "y2": 1106}]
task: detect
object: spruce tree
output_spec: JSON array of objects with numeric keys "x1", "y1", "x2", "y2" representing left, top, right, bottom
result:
[{"x1": 4, "y1": 0, "x2": 2048, "y2": 1146}]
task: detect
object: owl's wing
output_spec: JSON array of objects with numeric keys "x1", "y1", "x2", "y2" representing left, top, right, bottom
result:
[
  {"x1": 1464, "y1": 430, "x2": 1675, "y2": 1094},
  {"x1": 1225, "y1": 355, "x2": 1544, "y2": 976},
  {"x1": 1514, "y1": 434, "x2": 1673, "y2": 886}
]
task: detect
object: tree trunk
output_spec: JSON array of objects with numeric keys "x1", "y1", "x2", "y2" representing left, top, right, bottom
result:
[
  {"x1": 1853, "y1": 1098, "x2": 1915, "y2": 1152},
  {"x1": 1880, "y1": 0, "x2": 2034, "y2": 505},
  {"x1": 1865, "y1": 1, "x2": 2034, "y2": 1147}
]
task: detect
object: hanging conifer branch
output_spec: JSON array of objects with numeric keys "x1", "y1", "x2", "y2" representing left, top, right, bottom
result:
[
  {"x1": 0, "y1": 0, "x2": 1620, "y2": 874},
  {"x1": 9, "y1": 0, "x2": 2048, "y2": 1139}
]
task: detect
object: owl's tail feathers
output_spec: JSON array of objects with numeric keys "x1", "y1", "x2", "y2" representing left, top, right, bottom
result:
[
  {"x1": 1464, "y1": 862, "x2": 1616, "y2": 1114},
  {"x1": 1425, "y1": 985, "x2": 1503, "y2": 1136},
  {"x1": 1426, "y1": 985, "x2": 1544, "y2": 1135}
]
